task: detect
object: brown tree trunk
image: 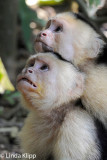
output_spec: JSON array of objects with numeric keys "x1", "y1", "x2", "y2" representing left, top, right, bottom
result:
[{"x1": 0, "y1": 0, "x2": 18, "y2": 83}]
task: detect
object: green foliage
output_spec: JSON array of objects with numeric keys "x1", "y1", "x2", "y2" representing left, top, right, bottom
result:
[
  {"x1": 85, "y1": 0, "x2": 105, "y2": 16},
  {"x1": 88, "y1": 0, "x2": 101, "y2": 7},
  {"x1": 0, "y1": 72, "x2": 3, "y2": 81},
  {"x1": 19, "y1": 0, "x2": 46, "y2": 53},
  {"x1": 39, "y1": 0, "x2": 64, "y2": 5},
  {"x1": 3, "y1": 91, "x2": 20, "y2": 105},
  {"x1": 95, "y1": 0, "x2": 100, "y2": 6}
]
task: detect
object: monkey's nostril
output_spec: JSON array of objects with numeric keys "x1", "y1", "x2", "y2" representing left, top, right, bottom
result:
[
  {"x1": 42, "y1": 33, "x2": 47, "y2": 36},
  {"x1": 28, "y1": 69, "x2": 33, "y2": 73}
]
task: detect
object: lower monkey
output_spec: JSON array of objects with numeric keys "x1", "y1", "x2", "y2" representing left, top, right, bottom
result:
[{"x1": 17, "y1": 52, "x2": 102, "y2": 160}]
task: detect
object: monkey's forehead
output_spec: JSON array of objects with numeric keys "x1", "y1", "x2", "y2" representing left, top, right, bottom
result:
[
  {"x1": 27, "y1": 52, "x2": 59, "y2": 63},
  {"x1": 27, "y1": 52, "x2": 74, "y2": 66},
  {"x1": 26, "y1": 53, "x2": 75, "y2": 71},
  {"x1": 56, "y1": 12, "x2": 75, "y2": 20},
  {"x1": 49, "y1": 12, "x2": 76, "y2": 25}
]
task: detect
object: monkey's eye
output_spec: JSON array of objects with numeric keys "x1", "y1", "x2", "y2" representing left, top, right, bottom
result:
[
  {"x1": 28, "y1": 60, "x2": 35, "y2": 67},
  {"x1": 45, "y1": 20, "x2": 51, "y2": 29},
  {"x1": 29, "y1": 63, "x2": 34, "y2": 67},
  {"x1": 54, "y1": 26, "x2": 63, "y2": 32},
  {"x1": 39, "y1": 64, "x2": 49, "y2": 72}
]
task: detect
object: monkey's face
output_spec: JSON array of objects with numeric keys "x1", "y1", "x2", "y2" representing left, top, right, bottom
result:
[
  {"x1": 35, "y1": 13, "x2": 104, "y2": 67},
  {"x1": 17, "y1": 53, "x2": 84, "y2": 110},
  {"x1": 35, "y1": 15, "x2": 74, "y2": 62},
  {"x1": 17, "y1": 54, "x2": 57, "y2": 98}
]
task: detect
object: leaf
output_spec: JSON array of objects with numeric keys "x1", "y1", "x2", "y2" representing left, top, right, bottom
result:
[
  {"x1": 0, "y1": 58, "x2": 15, "y2": 94},
  {"x1": 39, "y1": 0, "x2": 64, "y2": 5},
  {"x1": 0, "y1": 72, "x2": 3, "y2": 81}
]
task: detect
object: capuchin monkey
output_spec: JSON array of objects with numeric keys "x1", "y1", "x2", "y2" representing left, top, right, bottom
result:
[
  {"x1": 17, "y1": 53, "x2": 103, "y2": 160},
  {"x1": 34, "y1": 12, "x2": 107, "y2": 129}
]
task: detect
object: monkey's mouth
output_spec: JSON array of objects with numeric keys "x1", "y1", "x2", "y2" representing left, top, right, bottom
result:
[
  {"x1": 35, "y1": 39, "x2": 53, "y2": 52},
  {"x1": 21, "y1": 78, "x2": 37, "y2": 87},
  {"x1": 17, "y1": 76, "x2": 37, "y2": 88}
]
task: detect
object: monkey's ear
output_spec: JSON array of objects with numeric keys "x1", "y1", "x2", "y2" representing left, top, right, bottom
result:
[
  {"x1": 89, "y1": 37, "x2": 105, "y2": 58},
  {"x1": 72, "y1": 74, "x2": 84, "y2": 99}
]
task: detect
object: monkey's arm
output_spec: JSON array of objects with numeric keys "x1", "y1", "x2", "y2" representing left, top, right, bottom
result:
[{"x1": 53, "y1": 109, "x2": 101, "y2": 160}]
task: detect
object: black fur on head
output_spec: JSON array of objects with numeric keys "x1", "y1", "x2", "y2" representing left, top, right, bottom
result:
[{"x1": 73, "y1": 13, "x2": 97, "y2": 31}]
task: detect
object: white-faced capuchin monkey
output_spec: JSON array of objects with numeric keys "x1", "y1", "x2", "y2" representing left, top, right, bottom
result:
[
  {"x1": 34, "y1": 12, "x2": 107, "y2": 130},
  {"x1": 17, "y1": 52, "x2": 103, "y2": 160}
]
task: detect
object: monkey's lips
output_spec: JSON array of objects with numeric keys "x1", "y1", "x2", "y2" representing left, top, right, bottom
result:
[
  {"x1": 17, "y1": 75, "x2": 37, "y2": 92},
  {"x1": 35, "y1": 39, "x2": 53, "y2": 52}
]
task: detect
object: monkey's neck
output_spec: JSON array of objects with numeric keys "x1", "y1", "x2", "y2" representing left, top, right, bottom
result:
[
  {"x1": 32, "y1": 99, "x2": 82, "y2": 125},
  {"x1": 78, "y1": 60, "x2": 96, "y2": 73}
]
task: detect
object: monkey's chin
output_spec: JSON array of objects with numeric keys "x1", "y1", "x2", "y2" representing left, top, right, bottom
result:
[
  {"x1": 42, "y1": 43, "x2": 53, "y2": 52},
  {"x1": 35, "y1": 42, "x2": 43, "y2": 52},
  {"x1": 35, "y1": 41, "x2": 53, "y2": 53}
]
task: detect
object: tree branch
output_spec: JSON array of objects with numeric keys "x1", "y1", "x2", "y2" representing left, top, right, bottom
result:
[{"x1": 75, "y1": 0, "x2": 107, "y2": 43}]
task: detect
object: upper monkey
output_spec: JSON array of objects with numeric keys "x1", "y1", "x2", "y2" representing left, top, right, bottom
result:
[
  {"x1": 34, "y1": 12, "x2": 107, "y2": 129},
  {"x1": 35, "y1": 12, "x2": 105, "y2": 68}
]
